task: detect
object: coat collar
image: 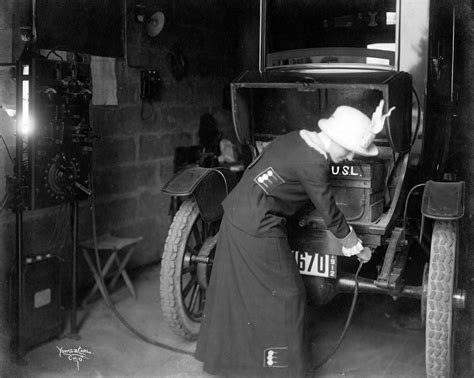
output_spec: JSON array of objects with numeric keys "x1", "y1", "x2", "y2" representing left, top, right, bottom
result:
[{"x1": 299, "y1": 130, "x2": 329, "y2": 160}]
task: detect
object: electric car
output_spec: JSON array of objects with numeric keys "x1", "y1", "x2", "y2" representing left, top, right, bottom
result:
[{"x1": 160, "y1": 1, "x2": 466, "y2": 377}]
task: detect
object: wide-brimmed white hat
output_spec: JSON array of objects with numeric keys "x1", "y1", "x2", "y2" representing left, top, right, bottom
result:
[{"x1": 318, "y1": 104, "x2": 384, "y2": 156}]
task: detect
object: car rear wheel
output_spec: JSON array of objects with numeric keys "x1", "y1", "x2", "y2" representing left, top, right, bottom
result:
[
  {"x1": 160, "y1": 200, "x2": 219, "y2": 340},
  {"x1": 425, "y1": 220, "x2": 458, "y2": 377}
]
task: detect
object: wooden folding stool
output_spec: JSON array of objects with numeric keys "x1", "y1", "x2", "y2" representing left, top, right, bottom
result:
[{"x1": 80, "y1": 233, "x2": 143, "y2": 306}]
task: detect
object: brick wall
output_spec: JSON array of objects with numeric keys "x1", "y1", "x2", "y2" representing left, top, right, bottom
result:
[
  {"x1": 0, "y1": 0, "x2": 252, "y2": 364},
  {"x1": 0, "y1": 1, "x2": 245, "y2": 272},
  {"x1": 83, "y1": 0, "x2": 243, "y2": 267}
]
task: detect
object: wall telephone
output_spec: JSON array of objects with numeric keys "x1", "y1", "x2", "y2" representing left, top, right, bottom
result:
[{"x1": 140, "y1": 70, "x2": 161, "y2": 100}]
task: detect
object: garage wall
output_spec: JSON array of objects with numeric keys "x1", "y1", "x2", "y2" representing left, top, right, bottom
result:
[
  {"x1": 0, "y1": 0, "x2": 252, "y2": 271},
  {"x1": 0, "y1": 0, "x2": 257, "y2": 361},
  {"x1": 84, "y1": 1, "x2": 242, "y2": 267}
]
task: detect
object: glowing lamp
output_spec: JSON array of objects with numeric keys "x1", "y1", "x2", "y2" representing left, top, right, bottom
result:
[{"x1": 19, "y1": 64, "x2": 32, "y2": 135}]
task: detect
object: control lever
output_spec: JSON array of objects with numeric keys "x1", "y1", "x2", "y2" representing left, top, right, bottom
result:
[
  {"x1": 357, "y1": 247, "x2": 372, "y2": 264},
  {"x1": 74, "y1": 181, "x2": 92, "y2": 196}
]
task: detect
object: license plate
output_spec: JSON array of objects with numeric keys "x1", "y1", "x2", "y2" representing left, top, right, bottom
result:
[{"x1": 292, "y1": 251, "x2": 337, "y2": 278}]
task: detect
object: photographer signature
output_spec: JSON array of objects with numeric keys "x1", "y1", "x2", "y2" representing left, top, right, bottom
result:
[{"x1": 57, "y1": 346, "x2": 93, "y2": 371}]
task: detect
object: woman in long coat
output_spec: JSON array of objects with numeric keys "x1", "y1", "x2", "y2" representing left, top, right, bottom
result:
[{"x1": 195, "y1": 101, "x2": 394, "y2": 377}]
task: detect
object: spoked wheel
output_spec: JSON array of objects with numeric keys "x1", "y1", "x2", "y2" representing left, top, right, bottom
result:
[
  {"x1": 425, "y1": 220, "x2": 458, "y2": 377},
  {"x1": 160, "y1": 200, "x2": 220, "y2": 340}
]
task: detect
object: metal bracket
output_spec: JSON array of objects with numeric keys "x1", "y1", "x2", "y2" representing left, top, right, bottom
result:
[{"x1": 375, "y1": 227, "x2": 405, "y2": 290}]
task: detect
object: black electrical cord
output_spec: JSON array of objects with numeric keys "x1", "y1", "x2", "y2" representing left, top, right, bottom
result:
[
  {"x1": 402, "y1": 183, "x2": 427, "y2": 247},
  {"x1": 86, "y1": 184, "x2": 365, "y2": 365},
  {"x1": 309, "y1": 260, "x2": 364, "y2": 375},
  {"x1": 0, "y1": 191, "x2": 11, "y2": 212},
  {"x1": 385, "y1": 87, "x2": 421, "y2": 155},
  {"x1": 85, "y1": 190, "x2": 194, "y2": 357},
  {"x1": 410, "y1": 87, "x2": 422, "y2": 148},
  {"x1": 45, "y1": 46, "x2": 68, "y2": 61},
  {"x1": 0, "y1": 135, "x2": 14, "y2": 164}
]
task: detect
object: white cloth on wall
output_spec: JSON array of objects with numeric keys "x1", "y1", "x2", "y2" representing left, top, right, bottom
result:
[{"x1": 91, "y1": 56, "x2": 118, "y2": 106}]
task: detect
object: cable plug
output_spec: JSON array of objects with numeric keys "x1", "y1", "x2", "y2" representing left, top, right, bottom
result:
[{"x1": 356, "y1": 247, "x2": 372, "y2": 264}]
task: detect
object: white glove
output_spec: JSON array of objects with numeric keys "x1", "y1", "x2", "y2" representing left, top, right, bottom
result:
[
  {"x1": 338, "y1": 226, "x2": 364, "y2": 257},
  {"x1": 342, "y1": 239, "x2": 364, "y2": 257}
]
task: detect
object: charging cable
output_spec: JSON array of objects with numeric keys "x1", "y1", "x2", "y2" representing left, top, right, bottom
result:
[
  {"x1": 310, "y1": 255, "x2": 367, "y2": 375},
  {"x1": 84, "y1": 173, "x2": 370, "y2": 365},
  {"x1": 84, "y1": 191, "x2": 194, "y2": 356}
]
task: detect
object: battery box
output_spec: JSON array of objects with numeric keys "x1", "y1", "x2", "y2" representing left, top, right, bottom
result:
[
  {"x1": 301, "y1": 159, "x2": 385, "y2": 224},
  {"x1": 18, "y1": 254, "x2": 62, "y2": 353},
  {"x1": 329, "y1": 159, "x2": 385, "y2": 223}
]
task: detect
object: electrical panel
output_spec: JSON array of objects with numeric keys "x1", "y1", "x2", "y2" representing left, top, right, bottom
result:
[{"x1": 27, "y1": 58, "x2": 94, "y2": 210}]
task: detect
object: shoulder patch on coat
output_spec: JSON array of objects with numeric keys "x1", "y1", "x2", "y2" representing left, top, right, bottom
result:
[
  {"x1": 254, "y1": 167, "x2": 285, "y2": 194},
  {"x1": 263, "y1": 347, "x2": 288, "y2": 367}
]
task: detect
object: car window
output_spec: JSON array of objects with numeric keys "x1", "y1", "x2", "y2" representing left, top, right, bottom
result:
[{"x1": 267, "y1": 0, "x2": 397, "y2": 67}]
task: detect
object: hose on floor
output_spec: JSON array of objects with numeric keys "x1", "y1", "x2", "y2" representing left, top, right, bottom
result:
[
  {"x1": 309, "y1": 260, "x2": 364, "y2": 375},
  {"x1": 84, "y1": 176, "x2": 364, "y2": 362},
  {"x1": 85, "y1": 195, "x2": 195, "y2": 357}
]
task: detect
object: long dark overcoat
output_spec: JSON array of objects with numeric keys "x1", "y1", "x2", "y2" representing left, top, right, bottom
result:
[{"x1": 195, "y1": 131, "x2": 349, "y2": 377}]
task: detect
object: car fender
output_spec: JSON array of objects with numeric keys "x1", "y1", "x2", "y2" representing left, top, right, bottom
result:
[
  {"x1": 162, "y1": 166, "x2": 237, "y2": 223},
  {"x1": 421, "y1": 180, "x2": 465, "y2": 220}
]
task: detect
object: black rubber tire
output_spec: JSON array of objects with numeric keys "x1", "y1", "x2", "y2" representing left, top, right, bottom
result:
[
  {"x1": 425, "y1": 220, "x2": 457, "y2": 377},
  {"x1": 160, "y1": 200, "x2": 218, "y2": 340}
]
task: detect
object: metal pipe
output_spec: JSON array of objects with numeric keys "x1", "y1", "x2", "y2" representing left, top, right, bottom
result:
[
  {"x1": 15, "y1": 58, "x2": 25, "y2": 358},
  {"x1": 337, "y1": 274, "x2": 387, "y2": 295},
  {"x1": 191, "y1": 255, "x2": 212, "y2": 264},
  {"x1": 450, "y1": 6, "x2": 455, "y2": 103},
  {"x1": 70, "y1": 201, "x2": 79, "y2": 336},
  {"x1": 32, "y1": 0, "x2": 37, "y2": 43},
  {"x1": 453, "y1": 289, "x2": 466, "y2": 309},
  {"x1": 395, "y1": 0, "x2": 401, "y2": 70},
  {"x1": 399, "y1": 285, "x2": 423, "y2": 299},
  {"x1": 258, "y1": 0, "x2": 267, "y2": 74},
  {"x1": 337, "y1": 274, "x2": 423, "y2": 299}
]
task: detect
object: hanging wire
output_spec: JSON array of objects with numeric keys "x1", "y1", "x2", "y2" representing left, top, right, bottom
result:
[
  {"x1": 45, "y1": 46, "x2": 68, "y2": 60},
  {"x1": 82, "y1": 153, "x2": 194, "y2": 356},
  {"x1": 0, "y1": 191, "x2": 11, "y2": 213},
  {"x1": 384, "y1": 87, "x2": 422, "y2": 155},
  {"x1": 310, "y1": 260, "x2": 364, "y2": 374},
  {"x1": 402, "y1": 183, "x2": 426, "y2": 240},
  {"x1": 0, "y1": 135, "x2": 14, "y2": 163}
]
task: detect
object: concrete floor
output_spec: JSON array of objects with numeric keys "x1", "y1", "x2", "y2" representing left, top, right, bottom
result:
[{"x1": 6, "y1": 263, "x2": 472, "y2": 377}]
